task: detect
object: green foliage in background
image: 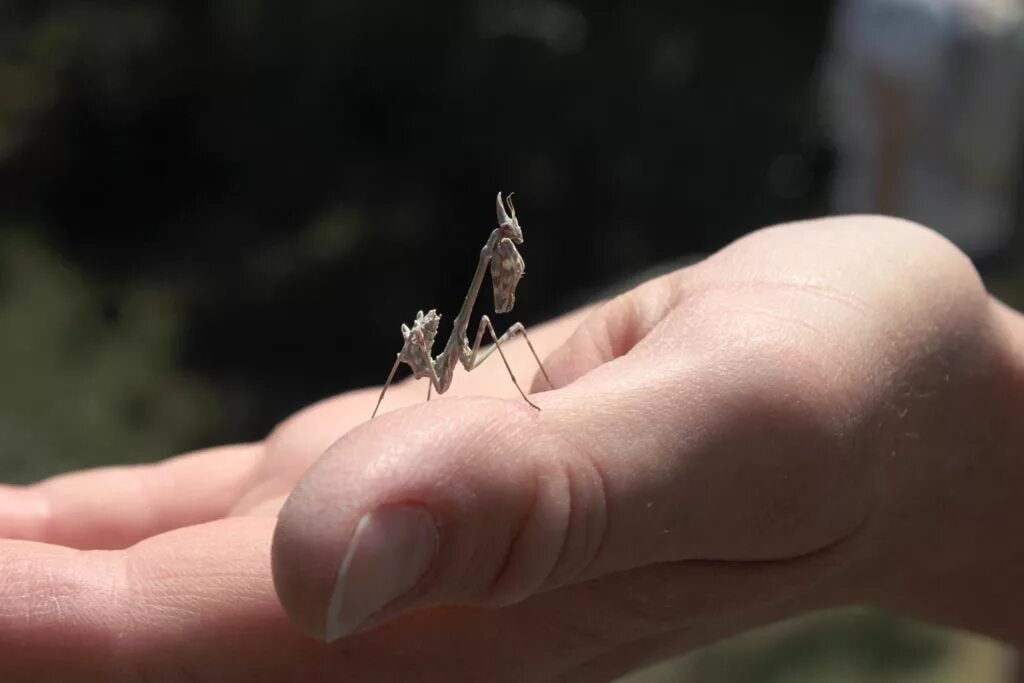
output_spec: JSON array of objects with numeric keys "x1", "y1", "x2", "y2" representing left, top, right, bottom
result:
[
  {"x1": 618, "y1": 609, "x2": 1015, "y2": 683},
  {"x1": 0, "y1": 230, "x2": 216, "y2": 483}
]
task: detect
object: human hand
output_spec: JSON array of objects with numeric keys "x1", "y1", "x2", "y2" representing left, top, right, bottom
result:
[
  {"x1": 0, "y1": 285, "x2": 593, "y2": 681},
  {"x1": 2, "y1": 216, "x2": 1022, "y2": 681},
  {"x1": 272, "y1": 215, "x2": 1024, "y2": 676}
]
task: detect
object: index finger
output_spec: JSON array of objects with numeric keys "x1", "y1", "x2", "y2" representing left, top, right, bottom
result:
[
  {"x1": 0, "y1": 444, "x2": 261, "y2": 550},
  {"x1": 0, "y1": 514, "x2": 837, "y2": 682}
]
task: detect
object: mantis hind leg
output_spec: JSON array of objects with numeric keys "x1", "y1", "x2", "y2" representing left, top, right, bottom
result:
[
  {"x1": 465, "y1": 316, "x2": 553, "y2": 409},
  {"x1": 467, "y1": 317, "x2": 553, "y2": 388}
]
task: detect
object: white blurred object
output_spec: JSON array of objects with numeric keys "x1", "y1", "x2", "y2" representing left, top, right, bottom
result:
[{"x1": 825, "y1": 0, "x2": 1024, "y2": 259}]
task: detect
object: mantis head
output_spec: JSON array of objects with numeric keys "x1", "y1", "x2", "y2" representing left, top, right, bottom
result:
[
  {"x1": 398, "y1": 309, "x2": 441, "y2": 379},
  {"x1": 496, "y1": 192, "x2": 524, "y2": 244}
]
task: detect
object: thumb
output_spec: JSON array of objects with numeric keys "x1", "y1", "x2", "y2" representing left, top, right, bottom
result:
[{"x1": 272, "y1": 274, "x2": 870, "y2": 643}]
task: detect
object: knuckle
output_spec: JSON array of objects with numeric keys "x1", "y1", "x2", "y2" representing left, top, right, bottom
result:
[
  {"x1": 547, "y1": 449, "x2": 610, "y2": 587},
  {"x1": 478, "y1": 429, "x2": 609, "y2": 605},
  {"x1": 541, "y1": 429, "x2": 611, "y2": 589}
]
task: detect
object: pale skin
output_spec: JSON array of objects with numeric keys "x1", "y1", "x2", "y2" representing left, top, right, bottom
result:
[{"x1": 0, "y1": 216, "x2": 1022, "y2": 681}]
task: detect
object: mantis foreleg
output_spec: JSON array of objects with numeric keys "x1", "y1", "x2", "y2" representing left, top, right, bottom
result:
[{"x1": 371, "y1": 338, "x2": 445, "y2": 418}]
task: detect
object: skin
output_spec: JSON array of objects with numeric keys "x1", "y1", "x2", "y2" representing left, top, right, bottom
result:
[{"x1": 0, "y1": 215, "x2": 1022, "y2": 681}]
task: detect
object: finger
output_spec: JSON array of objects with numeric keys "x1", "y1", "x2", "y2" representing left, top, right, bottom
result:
[
  {"x1": 0, "y1": 515, "x2": 853, "y2": 683},
  {"x1": 273, "y1": 358, "x2": 870, "y2": 644},
  {"x1": 0, "y1": 444, "x2": 261, "y2": 549},
  {"x1": 0, "y1": 516, "x2": 317, "y2": 682}
]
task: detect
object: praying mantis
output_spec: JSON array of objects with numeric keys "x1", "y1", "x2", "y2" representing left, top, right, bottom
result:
[{"x1": 371, "y1": 192, "x2": 553, "y2": 418}]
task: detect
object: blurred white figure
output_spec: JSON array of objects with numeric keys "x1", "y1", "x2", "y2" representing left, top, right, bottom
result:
[{"x1": 825, "y1": 0, "x2": 1024, "y2": 260}]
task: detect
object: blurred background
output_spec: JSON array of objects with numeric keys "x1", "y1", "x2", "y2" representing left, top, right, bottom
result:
[{"x1": 1, "y1": 0, "x2": 1022, "y2": 680}]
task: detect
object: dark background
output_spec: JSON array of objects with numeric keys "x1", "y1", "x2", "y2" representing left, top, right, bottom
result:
[
  {"x1": 0, "y1": 2, "x2": 1019, "y2": 679},
  {"x1": 0, "y1": 1, "x2": 836, "y2": 473}
]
